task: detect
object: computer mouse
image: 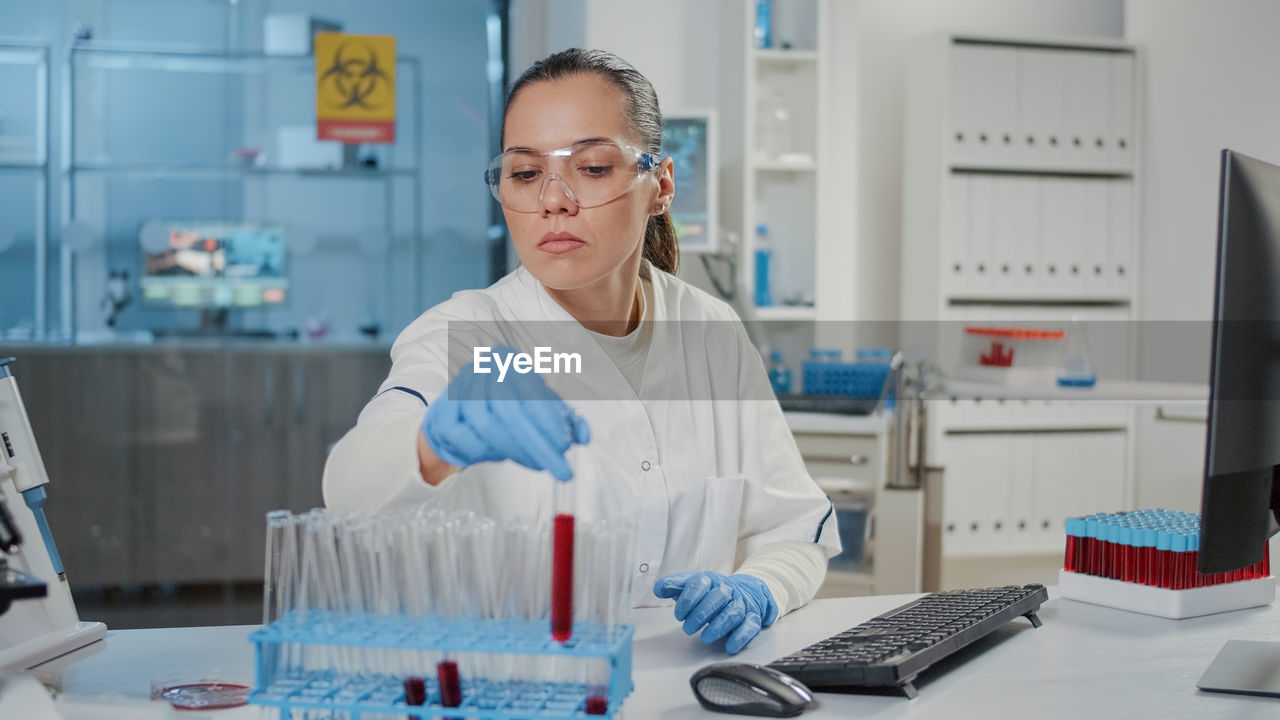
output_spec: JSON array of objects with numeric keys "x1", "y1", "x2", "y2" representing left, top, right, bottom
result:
[{"x1": 690, "y1": 662, "x2": 814, "y2": 717}]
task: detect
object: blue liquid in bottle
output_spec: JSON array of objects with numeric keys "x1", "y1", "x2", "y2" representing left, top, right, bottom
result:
[{"x1": 754, "y1": 0, "x2": 773, "y2": 49}]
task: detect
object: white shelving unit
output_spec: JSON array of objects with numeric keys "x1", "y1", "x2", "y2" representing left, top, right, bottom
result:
[
  {"x1": 740, "y1": 0, "x2": 825, "y2": 320},
  {"x1": 901, "y1": 32, "x2": 1142, "y2": 585}
]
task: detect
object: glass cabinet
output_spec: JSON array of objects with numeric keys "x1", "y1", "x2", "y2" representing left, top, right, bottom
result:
[
  {"x1": 61, "y1": 44, "x2": 423, "y2": 342},
  {"x1": 0, "y1": 43, "x2": 50, "y2": 339}
]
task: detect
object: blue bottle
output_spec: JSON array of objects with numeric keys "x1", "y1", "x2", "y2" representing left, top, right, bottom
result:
[
  {"x1": 754, "y1": 223, "x2": 773, "y2": 307},
  {"x1": 754, "y1": 0, "x2": 773, "y2": 49},
  {"x1": 768, "y1": 351, "x2": 792, "y2": 394}
]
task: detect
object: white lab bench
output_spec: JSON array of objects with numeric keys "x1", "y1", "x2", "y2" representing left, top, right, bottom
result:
[{"x1": 27, "y1": 586, "x2": 1280, "y2": 718}]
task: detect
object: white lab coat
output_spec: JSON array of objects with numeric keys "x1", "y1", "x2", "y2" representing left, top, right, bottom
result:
[{"x1": 322, "y1": 261, "x2": 840, "y2": 607}]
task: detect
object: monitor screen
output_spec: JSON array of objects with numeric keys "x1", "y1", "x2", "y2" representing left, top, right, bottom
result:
[
  {"x1": 662, "y1": 113, "x2": 717, "y2": 253},
  {"x1": 1199, "y1": 150, "x2": 1280, "y2": 573},
  {"x1": 139, "y1": 221, "x2": 288, "y2": 309}
]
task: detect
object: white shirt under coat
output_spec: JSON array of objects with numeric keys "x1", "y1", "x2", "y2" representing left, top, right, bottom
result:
[{"x1": 322, "y1": 260, "x2": 840, "y2": 613}]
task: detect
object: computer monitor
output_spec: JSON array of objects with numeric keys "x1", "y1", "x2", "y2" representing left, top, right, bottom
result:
[
  {"x1": 1198, "y1": 149, "x2": 1280, "y2": 576},
  {"x1": 662, "y1": 112, "x2": 718, "y2": 253},
  {"x1": 138, "y1": 220, "x2": 289, "y2": 309}
]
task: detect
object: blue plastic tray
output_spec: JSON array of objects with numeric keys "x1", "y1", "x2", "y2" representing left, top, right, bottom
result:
[{"x1": 250, "y1": 611, "x2": 634, "y2": 719}]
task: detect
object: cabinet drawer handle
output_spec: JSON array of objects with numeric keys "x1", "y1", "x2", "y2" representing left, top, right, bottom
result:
[
  {"x1": 849, "y1": 453, "x2": 869, "y2": 466},
  {"x1": 1155, "y1": 407, "x2": 1207, "y2": 424}
]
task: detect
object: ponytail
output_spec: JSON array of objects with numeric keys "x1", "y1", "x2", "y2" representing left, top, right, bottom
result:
[{"x1": 643, "y1": 210, "x2": 680, "y2": 274}]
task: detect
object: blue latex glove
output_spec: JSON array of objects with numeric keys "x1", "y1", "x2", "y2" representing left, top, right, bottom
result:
[
  {"x1": 653, "y1": 571, "x2": 779, "y2": 654},
  {"x1": 421, "y1": 347, "x2": 590, "y2": 481}
]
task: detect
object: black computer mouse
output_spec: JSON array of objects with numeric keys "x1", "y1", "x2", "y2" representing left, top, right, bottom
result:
[{"x1": 690, "y1": 662, "x2": 814, "y2": 717}]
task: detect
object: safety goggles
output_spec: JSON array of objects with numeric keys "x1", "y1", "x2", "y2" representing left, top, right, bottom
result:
[{"x1": 484, "y1": 139, "x2": 662, "y2": 213}]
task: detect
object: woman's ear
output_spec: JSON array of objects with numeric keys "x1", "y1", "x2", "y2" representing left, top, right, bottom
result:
[{"x1": 653, "y1": 156, "x2": 676, "y2": 214}]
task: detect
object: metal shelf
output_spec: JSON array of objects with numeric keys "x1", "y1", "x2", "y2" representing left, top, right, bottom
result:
[{"x1": 69, "y1": 162, "x2": 417, "y2": 181}]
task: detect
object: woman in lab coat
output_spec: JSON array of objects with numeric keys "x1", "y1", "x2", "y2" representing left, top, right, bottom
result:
[{"x1": 323, "y1": 48, "x2": 839, "y2": 654}]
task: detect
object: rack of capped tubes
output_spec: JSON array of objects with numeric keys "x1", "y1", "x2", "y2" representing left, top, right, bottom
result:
[
  {"x1": 1063, "y1": 510, "x2": 1270, "y2": 589},
  {"x1": 249, "y1": 508, "x2": 637, "y2": 719},
  {"x1": 1059, "y1": 509, "x2": 1275, "y2": 619}
]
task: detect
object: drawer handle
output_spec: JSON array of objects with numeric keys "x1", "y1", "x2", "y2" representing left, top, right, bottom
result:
[{"x1": 849, "y1": 453, "x2": 869, "y2": 466}]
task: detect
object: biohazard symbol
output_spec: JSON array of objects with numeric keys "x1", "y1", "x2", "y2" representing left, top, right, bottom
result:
[{"x1": 318, "y1": 43, "x2": 391, "y2": 110}]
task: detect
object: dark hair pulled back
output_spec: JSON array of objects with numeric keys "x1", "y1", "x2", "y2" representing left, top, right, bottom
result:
[{"x1": 505, "y1": 48, "x2": 678, "y2": 274}]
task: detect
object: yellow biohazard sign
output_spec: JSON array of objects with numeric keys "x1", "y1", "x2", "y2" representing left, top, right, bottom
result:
[{"x1": 314, "y1": 32, "x2": 396, "y2": 144}]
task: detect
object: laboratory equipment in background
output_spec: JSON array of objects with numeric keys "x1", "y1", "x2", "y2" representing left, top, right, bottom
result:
[
  {"x1": 754, "y1": 224, "x2": 773, "y2": 307},
  {"x1": 100, "y1": 268, "x2": 131, "y2": 327},
  {"x1": 775, "y1": 347, "x2": 898, "y2": 416},
  {"x1": 802, "y1": 347, "x2": 893, "y2": 401},
  {"x1": 0, "y1": 357, "x2": 106, "y2": 671},
  {"x1": 1056, "y1": 318, "x2": 1097, "y2": 388},
  {"x1": 138, "y1": 220, "x2": 288, "y2": 335},
  {"x1": 767, "y1": 351, "x2": 792, "y2": 394},
  {"x1": 954, "y1": 326, "x2": 1066, "y2": 386},
  {"x1": 753, "y1": 0, "x2": 772, "y2": 49},
  {"x1": 661, "y1": 112, "x2": 718, "y2": 253},
  {"x1": 262, "y1": 14, "x2": 341, "y2": 56}
]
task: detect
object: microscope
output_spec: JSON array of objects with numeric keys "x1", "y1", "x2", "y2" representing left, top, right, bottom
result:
[{"x1": 0, "y1": 357, "x2": 105, "y2": 671}]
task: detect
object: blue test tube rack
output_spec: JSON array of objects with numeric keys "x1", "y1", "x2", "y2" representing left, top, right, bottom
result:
[{"x1": 249, "y1": 611, "x2": 634, "y2": 719}]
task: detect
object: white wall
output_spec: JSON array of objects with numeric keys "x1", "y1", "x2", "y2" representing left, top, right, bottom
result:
[{"x1": 1127, "y1": 0, "x2": 1280, "y2": 381}]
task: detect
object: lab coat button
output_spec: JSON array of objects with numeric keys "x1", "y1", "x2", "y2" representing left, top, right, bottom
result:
[
  {"x1": 639, "y1": 563, "x2": 649, "y2": 573},
  {"x1": 641, "y1": 460, "x2": 651, "y2": 471}
]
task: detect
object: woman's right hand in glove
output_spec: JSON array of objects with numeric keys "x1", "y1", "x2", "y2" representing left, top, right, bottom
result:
[{"x1": 418, "y1": 346, "x2": 590, "y2": 484}]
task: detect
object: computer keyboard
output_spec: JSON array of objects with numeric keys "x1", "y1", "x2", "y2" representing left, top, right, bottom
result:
[
  {"x1": 776, "y1": 393, "x2": 880, "y2": 416},
  {"x1": 769, "y1": 584, "x2": 1048, "y2": 699}
]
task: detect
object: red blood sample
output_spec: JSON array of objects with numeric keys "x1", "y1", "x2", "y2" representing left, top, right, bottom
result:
[
  {"x1": 552, "y1": 512, "x2": 575, "y2": 642},
  {"x1": 1065, "y1": 535, "x2": 1077, "y2": 572},
  {"x1": 437, "y1": 660, "x2": 462, "y2": 708},
  {"x1": 585, "y1": 696, "x2": 609, "y2": 715},
  {"x1": 404, "y1": 676, "x2": 427, "y2": 706}
]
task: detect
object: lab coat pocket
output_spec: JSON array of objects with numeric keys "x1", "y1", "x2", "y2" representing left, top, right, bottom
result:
[{"x1": 699, "y1": 475, "x2": 746, "y2": 573}]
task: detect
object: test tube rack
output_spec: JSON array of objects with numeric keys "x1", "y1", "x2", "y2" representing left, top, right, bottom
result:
[
  {"x1": 249, "y1": 611, "x2": 634, "y2": 719},
  {"x1": 1059, "y1": 509, "x2": 1275, "y2": 619}
]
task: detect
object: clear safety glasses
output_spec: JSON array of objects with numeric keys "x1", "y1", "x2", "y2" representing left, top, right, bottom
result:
[{"x1": 484, "y1": 139, "x2": 662, "y2": 213}]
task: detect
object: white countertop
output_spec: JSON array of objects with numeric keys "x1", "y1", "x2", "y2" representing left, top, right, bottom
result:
[{"x1": 23, "y1": 586, "x2": 1280, "y2": 719}]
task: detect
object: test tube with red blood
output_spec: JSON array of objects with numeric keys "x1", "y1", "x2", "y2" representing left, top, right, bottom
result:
[
  {"x1": 1139, "y1": 527, "x2": 1157, "y2": 585},
  {"x1": 1119, "y1": 526, "x2": 1135, "y2": 582},
  {"x1": 1064, "y1": 518, "x2": 1083, "y2": 572},
  {"x1": 1080, "y1": 518, "x2": 1095, "y2": 575},
  {"x1": 436, "y1": 659, "x2": 462, "y2": 713},
  {"x1": 1157, "y1": 525, "x2": 1172, "y2": 586},
  {"x1": 551, "y1": 477, "x2": 576, "y2": 643}
]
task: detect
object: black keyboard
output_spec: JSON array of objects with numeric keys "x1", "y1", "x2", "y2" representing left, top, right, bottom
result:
[
  {"x1": 769, "y1": 584, "x2": 1048, "y2": 698},
  {"x1": 776, "y1": 394, "x2": 880, "y2": 416}
]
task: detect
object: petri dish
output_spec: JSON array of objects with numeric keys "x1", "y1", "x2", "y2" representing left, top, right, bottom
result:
[{"x1": 151, "y1": 672, "x2": 250, "y2": 710}]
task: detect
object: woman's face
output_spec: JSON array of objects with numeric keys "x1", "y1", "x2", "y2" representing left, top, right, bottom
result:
[{"x1": 500, "y1": 72, "x2": 674, "y2": 292}]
